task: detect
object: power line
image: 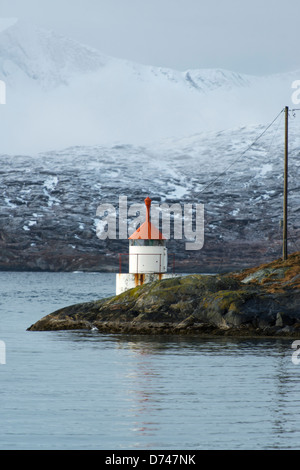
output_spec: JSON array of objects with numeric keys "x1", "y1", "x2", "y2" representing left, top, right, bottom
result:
[
  {"x1": 196, "y1": 108, "x2": 285, "y2": 196},
  {"x1": 192, "y1": 106, "x2": 299, "y2": 259}
]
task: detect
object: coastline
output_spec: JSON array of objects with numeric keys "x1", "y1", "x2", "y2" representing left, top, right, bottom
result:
[{"x1": 28, "y1": 251, "x2": 300, "y2": 338}]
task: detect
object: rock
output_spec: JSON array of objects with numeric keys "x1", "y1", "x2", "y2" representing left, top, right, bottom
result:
[
  {"x1": 275, "y1": 312, "x2": 295, "y2": 327},
  {"x1": 276, "y1": 312, "x2": 284, "y2": 327},
  {"x1": 27, "y1": 251, "x2": 300, "y2": 338}
]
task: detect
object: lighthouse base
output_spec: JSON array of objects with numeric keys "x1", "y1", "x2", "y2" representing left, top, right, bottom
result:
[{"x1": 116, "y1": 273, "x2": 179, "y2": 296}]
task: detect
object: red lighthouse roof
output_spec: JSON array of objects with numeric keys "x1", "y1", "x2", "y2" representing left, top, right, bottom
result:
[{"x1": 129, "y1": 197, "x2": 166, "y2": 240}]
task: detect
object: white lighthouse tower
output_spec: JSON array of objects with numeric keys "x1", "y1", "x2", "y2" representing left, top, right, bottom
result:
[{"x1": 116, "y1": 196, "x2": 177, "y2": 295}]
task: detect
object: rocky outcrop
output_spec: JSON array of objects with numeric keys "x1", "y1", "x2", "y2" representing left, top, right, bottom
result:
[{"x1": 28, "y1": 251, "x2": 300, "y2": 337}]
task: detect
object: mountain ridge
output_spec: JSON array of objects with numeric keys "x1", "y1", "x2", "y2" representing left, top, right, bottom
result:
[
  {"x1": 0, "y1": 19, "x2": 298, "y2": 154},
  {"x1": 0, "y1": 20, "x2": 299, "y2": 273},
  {"x1": 0, "y1": 120, "x2": 299, "y2": 273},
  {"x1": 0, "y1": 19, "x2": 256, "y2": 91}
]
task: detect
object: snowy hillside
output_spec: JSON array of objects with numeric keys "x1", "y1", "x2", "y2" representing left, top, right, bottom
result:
[
  {"x1": 0, "y1": 20, "x2": 112, "y2": 88},
  {"x1": 0, "y1": 20, "x2": 299, "y2": 272},
  {"x1": 0, "y1": 119, "x2": 299, "y2": 272},
  {"x1": 0, "y1": 20, "x2": 298, "y2": 154},
  {"x1": 0, "y1": 20, "x2": 252, "y2": 91}
]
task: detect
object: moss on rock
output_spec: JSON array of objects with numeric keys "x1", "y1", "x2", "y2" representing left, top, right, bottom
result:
[{"x1": 28, "y1": 251, "x2": 300, "y2": 337}]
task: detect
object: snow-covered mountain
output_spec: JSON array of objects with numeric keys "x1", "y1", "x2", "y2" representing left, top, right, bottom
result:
[
  {"x1": 1, "y1": 120, "x2": 299, "y2": 272},
  {"x1": 0, "y1": 20, "x2": 110, "y2": 88},
  {"x1": 0, "y1": 19, "x2": 299, "y2": 272},
  {"x1": 0, "y1": 20, "x2": 298, "y2": 154},
  {"x1": 0, "y1": 20, "x2": 253, "y2": 91}
]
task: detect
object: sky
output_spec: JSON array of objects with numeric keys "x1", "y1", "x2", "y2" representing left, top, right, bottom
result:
[{"x1": 1, "y1": 0, "x2": 300, "y2": 76}]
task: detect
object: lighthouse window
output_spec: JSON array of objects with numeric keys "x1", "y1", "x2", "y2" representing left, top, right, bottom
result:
[
  {"x1": 130, "y1": 239, "x2": 165, "y2": 246},
  {"x1": 144, "y1": 240, "x2": 165, "y2": 246},
  {"x1": 130, "y1": 240, "x2": 144, "y2": 246}
]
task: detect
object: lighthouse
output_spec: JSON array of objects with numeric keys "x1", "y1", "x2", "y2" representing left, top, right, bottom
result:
[{"x1": 116, "y1": 196, "x2": 177, "y2": 295}]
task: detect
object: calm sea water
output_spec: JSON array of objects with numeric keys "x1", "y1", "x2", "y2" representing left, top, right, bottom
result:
[{"x1": 0, "y1": 271, "x2": 299, "y2": 450}]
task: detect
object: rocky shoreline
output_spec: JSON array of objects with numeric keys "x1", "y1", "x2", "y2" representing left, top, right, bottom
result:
[{"x1": 27, "y1": 251, "x2": 300, "y2": 338}]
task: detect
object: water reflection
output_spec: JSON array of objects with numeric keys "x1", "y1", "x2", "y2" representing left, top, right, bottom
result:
[
  {"x1": 44, "y1": 328, "x2": 300, "y2": 449},
  {"x1": 120, "y1": 340, "x2": 163, "y2": 441},
  {"x1": 270, "y1": 346, "x2": 300, "y2": 449},
  {"x1": 112, "y1": 335, "x2": 300, "y2": 449},
  {"x1": 113, "y1": 334, "x2": 292, "y2": 355}
]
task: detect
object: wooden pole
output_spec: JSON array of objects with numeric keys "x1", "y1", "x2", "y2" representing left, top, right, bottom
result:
[{"x1": 283, "y1": 106, "x2": 288, "y2": 261}]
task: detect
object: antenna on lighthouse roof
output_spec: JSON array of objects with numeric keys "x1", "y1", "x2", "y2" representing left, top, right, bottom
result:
[
  {"x1": 129, "y1": 196, "x2": 165, "y2": 240},
  {"x1": 144, "y1": 196, "x2": 151, "y2": 239}
]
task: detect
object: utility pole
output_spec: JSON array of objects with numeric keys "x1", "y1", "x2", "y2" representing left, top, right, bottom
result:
[{"x1": 283, "y1": 106, "x2": 288, "y2": 261}]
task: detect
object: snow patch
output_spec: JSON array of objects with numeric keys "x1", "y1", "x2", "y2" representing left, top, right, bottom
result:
[{"x1": 43, "y1": 176, "x2": 60, "y2": 207}]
